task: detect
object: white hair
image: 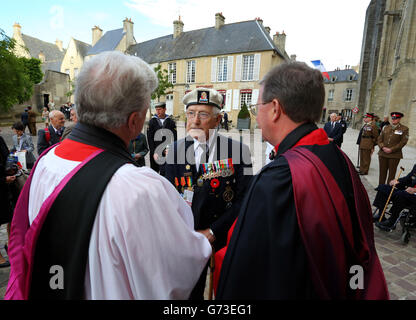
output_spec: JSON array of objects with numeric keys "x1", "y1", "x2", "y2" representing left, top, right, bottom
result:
[
  {"x1": 75, "y1": 51, "x2": 158, "y2": 129},
  {"x1": 49, "y1": 110, "x2": 63, "y2": 120}
]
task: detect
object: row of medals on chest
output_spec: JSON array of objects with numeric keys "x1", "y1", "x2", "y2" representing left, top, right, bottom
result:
[{"x1": 174, "y1": 159, "x2": 235, "y2": 202}]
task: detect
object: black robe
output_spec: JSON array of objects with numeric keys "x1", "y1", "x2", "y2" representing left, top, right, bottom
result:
[{"x1": 216, "y1": 123, "x2": 389, "y2": 300}]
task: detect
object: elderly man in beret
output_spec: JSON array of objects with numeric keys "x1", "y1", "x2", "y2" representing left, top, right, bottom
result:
[
  {"x1": 165, "y1": 87, "x2": 252, "y2": 300},
  {"x1": 377, "y1": 112, "x2": 409, "y2": 185}
]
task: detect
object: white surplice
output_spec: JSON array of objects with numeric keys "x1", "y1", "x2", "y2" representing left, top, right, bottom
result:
[{"x1": 28, "y1": 147, "x2": 212, "y2": 300}]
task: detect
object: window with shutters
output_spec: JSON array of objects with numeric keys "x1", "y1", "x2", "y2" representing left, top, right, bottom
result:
[
  {"x1": 217, "y1": 57, "x2": 228, "y2": 82},
  {"x1": 240, "y1": 92, "x2": 252, "y2": 108},
  {"x1": 168, "y1": 63, "x2": 176, "y2": 84},
  {"x1": 328, "y1": 89, "x2": 334, "y2": 101},
  {"x1": 242, "y1": 55, "x2": 255, "y2": 81},
  {"x1": 186, "y1": 60, "x2": 196, "y2": 83},
  {"x1": 345, "y1": 89, "x2": 353, "y2": 102}
]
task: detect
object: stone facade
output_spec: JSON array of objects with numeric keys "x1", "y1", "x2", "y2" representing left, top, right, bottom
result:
[
  {"x1": 358, "y1": 0, "x2": 416, "y2": 146},
  {"x1": 60, "y1": 38, "x2": 91, "y2": 82},
  {"x1": 323, "y1": 69, "x2": 359, "y2": 125},
  {"x1": 128, "y1": 15, "x2": 290, "y2": 126}
]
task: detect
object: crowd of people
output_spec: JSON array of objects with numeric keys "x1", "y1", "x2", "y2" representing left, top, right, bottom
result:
[{"x1": 2, "y1": 50, "x2": 414, "y2": 300}]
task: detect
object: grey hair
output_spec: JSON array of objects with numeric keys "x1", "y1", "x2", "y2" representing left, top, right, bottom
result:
[{"x1": 75, "y1": 51, "x2": 158, "y2": 129}]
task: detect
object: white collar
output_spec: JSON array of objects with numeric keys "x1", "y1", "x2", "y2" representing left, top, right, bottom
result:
[{"x1": 193, "y1": 130, "x2": 217, "y2": 150}]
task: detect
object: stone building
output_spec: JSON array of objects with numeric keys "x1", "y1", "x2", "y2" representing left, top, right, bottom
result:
[
  {"x1": 127, "y1": 14, "x2": 291, "y2": 125},
  {"x1": 322, "y1": 68, "x2": 359, "y2": 125},
  {"x1": 357, "y1": 0, "x2": 416, "y2": 146},
  {"x1": 8, "y1": 23, "x2": 70, "y2": 115},
  {"x1": 86, "y1": 18, "x2": 136, "y2": 59},
  {"x1": 60, "y1": 38, "x2": 91, "y2": 81}
]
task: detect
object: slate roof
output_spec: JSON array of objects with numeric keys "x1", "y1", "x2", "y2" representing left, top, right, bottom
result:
[
  {"x1": 73, "y1": 39, "x2": 92, "y2": 58},
  {"x1": 21, "y1": 34, "x2": 66, "y2": 72},
  {"x1": 324, "y1": 69, "x2": 359, "y2": 83},
  {"x1": 87, "y1": 28, "x2": 125, "y2": 55},
  {"x1": 127, "y1": 20, "x2": 287, "y2": 64}
]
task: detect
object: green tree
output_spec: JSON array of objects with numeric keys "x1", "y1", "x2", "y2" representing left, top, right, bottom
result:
[
  {"x1": 151, "y1": 64, "x2": 173, "y2": 101},
  {"x1": 66, "y1": 80, "x2": 76, "y2": 98},
  {"x1": 238, "y1": 103, "x2": 251, "y2": 119},
  {"x1": 0, "y1": 28, "x2": 43, "y2": 112}
]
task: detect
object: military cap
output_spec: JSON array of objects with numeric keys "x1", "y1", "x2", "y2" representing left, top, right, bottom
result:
[
  {"x1": 364, "y1": 113, "x2": 375, "y2": 119},
  {"x1": 390, "y1": 112, "x2": 404, "y2": 119},
  {"x1": 183, "y1": 88, "x2": 223, "y2": 109},
  {"x1": 154, "y1": 102, "x2": 166, "y2": 109}
]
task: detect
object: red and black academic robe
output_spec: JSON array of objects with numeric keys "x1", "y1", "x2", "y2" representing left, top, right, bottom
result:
[{"x1": 216, "y1": 123, "x2": 389, "y2": 300}]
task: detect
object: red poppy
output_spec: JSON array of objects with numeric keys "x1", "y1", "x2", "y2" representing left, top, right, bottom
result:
[{"x1": 210, "y1": 178, "x2": 220, "y2": 189}]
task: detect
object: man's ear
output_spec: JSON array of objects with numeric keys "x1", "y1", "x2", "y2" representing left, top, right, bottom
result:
[
  {"x1": 127, "y1": 111, "x2": 140, "y2": 134},
  {"x1": 271, "y1": 99, "x2": 282, "y2": 123}
]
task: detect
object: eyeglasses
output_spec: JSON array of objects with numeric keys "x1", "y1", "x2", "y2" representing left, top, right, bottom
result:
[
  {"x1": 186, "y1": 111, "x2": 213, "y2": 120},
  {"x1": 249, "y1": 101, "x2": 271, "y2": 116}
]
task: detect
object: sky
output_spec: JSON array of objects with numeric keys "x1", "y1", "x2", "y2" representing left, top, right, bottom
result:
[{"x1": 1, "y1": 0, "x2": 371, "y2": 71}]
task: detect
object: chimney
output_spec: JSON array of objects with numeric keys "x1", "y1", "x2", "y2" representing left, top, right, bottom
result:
[
  {"x1": 92, "y1": 26, "x2": 103, "y2": 46},
  {"x1": 290, "y1": 54, "x2": 297, "y2": 61},
  {"x1": 55, "y1": 39, "x2": 63, "y2": 52},
  {"x1": 255, "y1": 17, "x2": 263, "y2": 25},
  {"x1": 13, "y1": 22, "x2": 22, "y2": 38},
  {"x1": 173, "y1": 17, "x2": 184, "y2": 38},
  {"x1": 123, "y1": 18, "x2": 135, "y2": 48},
  {"x1": 273, "y1": 31, "x2": 286, "y2": 52},
  {"x1": 265, "y1": 26, "x2": 271, "y2": 34},
  {"x1": 215, "y1": 12, "x2": 225, "y2": 30},
  {"x1": 38, "y1": 51, "x2": 46, "y2": 63}
]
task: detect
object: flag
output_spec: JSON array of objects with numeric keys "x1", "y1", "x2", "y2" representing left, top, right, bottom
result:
[{"x1": 311, "y1": 60, "x2": 330, "y2": 80}]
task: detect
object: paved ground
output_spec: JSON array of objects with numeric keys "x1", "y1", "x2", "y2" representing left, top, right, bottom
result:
[{"x1": 0, "y1": 122, "x2": 415, "y2": 299}]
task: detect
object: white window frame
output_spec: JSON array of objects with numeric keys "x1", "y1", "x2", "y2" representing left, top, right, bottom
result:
[
  {"x1": 217, "y1": 57, "x2": 228, "y2": 82},
  {"x1": 186, "y1": 60, "x2": 196, "y2": 84},
  {"x1": 345, "y1": 89, "x2": 353, "y2": 102},
  {"x1": 168, "y1": 63, "x2": 177, "y2": 84},
  {"x1": 328, "y1": 89, "x2": 334, "y2": 101},
  {"x1": 240, "y1": 92, "x2": 252, "y2": 108},
  {"x1": 242, "y1": 55, "x2": 255, "y2": 81}
]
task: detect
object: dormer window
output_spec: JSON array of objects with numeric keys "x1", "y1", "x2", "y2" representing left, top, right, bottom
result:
[
  {"x1": 331, "y1": 77, "x2": 337, "y2": 82},
  {"x1": 349, "y1": 75, "x2": 354, "y2": 81}
]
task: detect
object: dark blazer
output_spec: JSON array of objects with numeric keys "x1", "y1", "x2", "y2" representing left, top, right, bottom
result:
[
  {"x1": 165, "y1": 134, "x2": 252, "y2": 250},
  {"x1": 324, "y1": 121, "x2": 343, "y2": 147},
  {"x1": 128, "y1": 133, "x2": 149, "y2": 167},
  {"x1": 37, "y1": 125, "x2": 63, "y2": 156},
  {"x1": 147, "y1": 116, "x2": 177, "y2": 156}
]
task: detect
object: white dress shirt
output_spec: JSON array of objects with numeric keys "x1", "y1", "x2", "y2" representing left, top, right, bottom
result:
[{"x1": 193, "y1": 131, "x2": 217, "y2": 171}]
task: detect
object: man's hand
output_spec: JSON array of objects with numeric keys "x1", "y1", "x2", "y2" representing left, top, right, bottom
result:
[
  {"x1": 153, "y1": 154, "x2": 159, "y2": 161},
  {"x1": 405, "y1": 187, "x2": 416, "y2": 195},
  {"x1": 6, "y1": 176, "x2": 16, "y2": 184},
  {"x1": 328, "y1": 138, "x2": 334, "y2": 142},
  {"x1": 389, "y1": 179, "x2": 399, "y2": 187},
  {"x1": 382, "y1": 147, "x2": 392, "y2": 154},
  {"x1": 134, "y1": 154, "x2": 142, "y2": 161},
  {"x1": 198, "y1": 229, "x2": 216, "y2": 244}
]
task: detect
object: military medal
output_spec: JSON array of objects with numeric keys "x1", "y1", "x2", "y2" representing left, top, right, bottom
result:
[
  {"x1": 187, "y1": 176, "x2": 193, "y2": 191},
  {"x1": 223, "y1": 185, "x2": 235, "y2": 202},
  {"x1": 197, "y1": 177, "x2": 204, "y2": 187},
  {"x1": 174, "y1": 177, "x2": 180, "y2": 192},
  {"x1": 180, "y1": 177, "x2": 186, "y2": 193},
  {"x1": 186, "y1": 165, "x2": 191, "y2": 171}
]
